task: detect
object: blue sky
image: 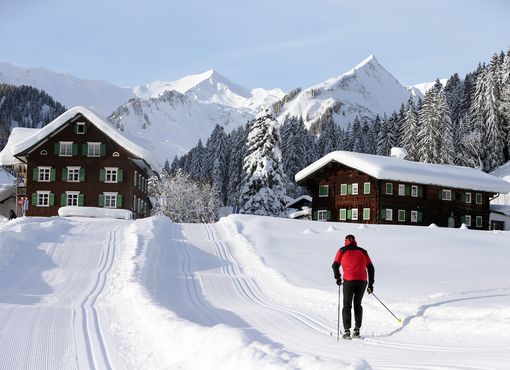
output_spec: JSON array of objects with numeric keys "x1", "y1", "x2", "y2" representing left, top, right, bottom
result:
[{"x1": 1, "y1": 0, "x2": 509, "y2": 91}]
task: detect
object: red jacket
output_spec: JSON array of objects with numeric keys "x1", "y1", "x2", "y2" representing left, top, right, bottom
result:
[{"x1": 332, "y1": 241, "x2": 375, "y2": 283}]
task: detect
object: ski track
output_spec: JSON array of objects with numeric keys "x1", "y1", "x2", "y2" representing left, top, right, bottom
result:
[
  {"x1": 180, "y1": 222, "x2": 508, "y2": 370},
  {"x1": 0, "y1": 220, "x2": 124, "y2": 370}
]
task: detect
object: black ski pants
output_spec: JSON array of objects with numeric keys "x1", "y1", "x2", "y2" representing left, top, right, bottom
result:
[{"x1": 342, "y1": 280, "x2": 367, "y2": 330}]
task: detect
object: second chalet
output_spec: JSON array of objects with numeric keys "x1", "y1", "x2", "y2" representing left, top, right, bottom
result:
[{"x1": 295, "y1": 149, "x2": 510, "y2": 230}]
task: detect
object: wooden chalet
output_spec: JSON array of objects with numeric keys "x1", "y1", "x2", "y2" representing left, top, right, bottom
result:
[
  {"x1": 0, "y1": 106, "x2": 161, "y2": 218},
  {"x1": 295, "y1": 150, "x2": 510, "y2": 230}
]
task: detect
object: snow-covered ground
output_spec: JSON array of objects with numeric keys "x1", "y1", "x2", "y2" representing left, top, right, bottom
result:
[{"x1": 0, "y1": 215, "x2": 508, "y2": 369}]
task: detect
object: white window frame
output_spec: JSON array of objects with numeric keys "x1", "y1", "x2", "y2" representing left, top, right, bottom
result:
[
  {"x1": 318, "y1": 184, "x2": 329, "y2": 197},
  {"x1": 385, "y1": 183, "x2": 393, "y2": 195},
  {"x1": 386, "y1": 208, "x2": 393, "y2": 221},
  {"x1": 38, "y1": 166, "x2": 51, "y2": 182},
  {"x1": 351, "y1": 208, "x2": 358, "y2": 221},
  {"x1": 411, "y1": 210, "x2": 418, "y2": 223},
  {"x1": 88, "y1": 142, "x2": 101, "y2": 157},
  {"x1": 363, "y1": 182, "x2": 371, "y2": 195},
  {"x1": 37, "y1": 190, "x2": 50, "y2": 207},
  {"x1": 317, "y1": 210, "x2": 327, "y2": 221},
  {"x1": 411, "y1": 185, "x2": 418, "y2": 197},
  {"x1": 104, "y1": 192, "x2": 118, "y2": 208},
  {"x1": 465, "y1": 192, "x2": 472, "y2": 203},
  {"x1": 398, "y1": 209, "x2": 406, "y2": 222},
  {"x1": 475, "y1": 193, "x2": 482, "y2": 205},
  {"x1": 105, "y1": 167, "x2": 119, "y2": 183},
  {"x1": 352, "y1": 183, "x2": 358, "y2": 195},
  {"x1": 476, "y1": 216, "x2": 483, "y2": 228},
  {"x1": 66, "y1": 191, "x2": 80, "y2": 206},
  {"x1": 59, "y1": 141, "x2": 73, "y2": 156},
  {"x1": 76, "y1": 122, "x2": 86, "y2": 134},
  {"x1": 465, "y1": 215, "x2": 472, "y2": 227},
  {"x1": 67, "y1": 166, "x2": 80, "y2": 182},
  {"x1": 398, "y1": 184, "x2": 405, "y2": 196},
  {"x1": 339, "y1": 208, "x2": 347, "y2": 221},
  {"x1": 340, "y1": 184, "x2": 347, "y2": 196},
  {"x1": 442, "y1": 189, "x2": 452, "y2": 201},
  {"x1": 363, "y1": 208, "x2": 370, "y2": 220}
]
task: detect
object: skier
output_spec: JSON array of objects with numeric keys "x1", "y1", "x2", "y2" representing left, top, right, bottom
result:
[{"x1": 332, "y1": 234, "x2": 375, "y2": 339}]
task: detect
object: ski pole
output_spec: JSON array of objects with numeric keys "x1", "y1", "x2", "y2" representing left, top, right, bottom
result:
[
  {"x1": 371, "y1": 292, "x2": 402, "y2": 324},
  {"x1": 337, "y1": 284, "x2": 341, "y2": 341}
]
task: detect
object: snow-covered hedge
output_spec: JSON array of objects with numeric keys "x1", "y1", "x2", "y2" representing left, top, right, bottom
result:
[{"x1": 58, "y1": 206, "x2": 132, "y2": 220}]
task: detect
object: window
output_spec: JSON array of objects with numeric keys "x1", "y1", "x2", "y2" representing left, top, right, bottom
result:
[
  {"x1": 465, "y1": 215, "x2": 472, "y2": 227},
  {"x1": 105, "y1": 167, "x2": 118, "y2": 183},
  {"x1": 317, "y1": 210, "x2": 328, "y2": 221},
  {"x1": 113, "y1": 151, "x2": 120, "y2": 157},
  {"x1": 465, "y1": 192, "x2": 472, "y2": 204},
  {"x1": 76, "y1": 122, "x2": 86, "y2": 134},
  {"x1": 364, "y1": 182, "x2": 371, "y2": 194},
  {"x1": 40, "y1": 150, "x2": 47, "y2": 155},
  {"x1": 411, "y1": 185, "x2": 418, "y2": 197},
  {"x1": 475, "y1": 193, "x2": 482, "y2": 205},
  {"x1": 386, "y1": 208, "x2": 393, "y2": 221},
  {"x1": 88, "y1": 142, "x2": 101, "y2": 157},
  {"x1": 319, "y1": 185, "x2": 329, "y2": 197},
  {"x1": 442, "y1": 189, "x2": 452, "y2": 201},
  {"x1": 411, "y1": 211, "x2": 418, "y2": 223},
  {"x1": 104, "y1": 192, "x2": 117, "y2": 208},
  {"x1": 38, "y1": 167, "x2": 51, "y2": 182},
  {"x1": 66, "y1": 191, "x2": 79, "y2": 206},
  {"x1": 398, "y1": 184, "x2": 406, "y2": 196},
  {"x1": 363, "y1": 208, "x2": 370, "y2": 220},
  {"x1": 339, "y1": 209, "x2": 347, "y2": 221},
  {"x1": 398, "y1": 209, "x2": 406, "y2": 222},
  {"x1": 476, "y1": 216, "x2": 483, "y2": 228},
  {"x1": 59, "y1": 142, "x2": 73, "y2": 156},
  {"x1": 67, "y1": 167, "x2": 80, "y2": 182},
  {"x1": 351, "y1": 208, "x2": 359, "y2": 221},
  {"x1": 352, "y1": 183, "x2": 358, "y2": 195},
  {"x1": 340, "y1": 184, "x2": 347, "y2": 195},
  {"x1": 385, "y1": 183, "x2": 393, "y2": 195},
  {"x1": 37, "y1": 191, "x2": 50, "y2": 207}
]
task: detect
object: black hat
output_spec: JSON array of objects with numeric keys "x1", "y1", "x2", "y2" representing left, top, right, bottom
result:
[{"x1": 345, "y1": 234, "x2": 355, "y2": 241}]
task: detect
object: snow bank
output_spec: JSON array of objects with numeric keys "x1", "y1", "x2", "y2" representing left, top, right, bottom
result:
[{"x1": 58, "y1": 206, "x2": 132, "y2": 219}]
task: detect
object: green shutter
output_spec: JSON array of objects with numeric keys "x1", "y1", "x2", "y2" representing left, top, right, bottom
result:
[
  {"x1": 100, "y1": 169, "x2": 105, "y2": 182},
  {"x1": 405, "y1": 185, "x2": 411, "y2": 196},
  {"x1": 117, "y1": 195, "x2": 123, "y2": 208},
  {"x1": 451, "y1": 191, "x2": 456, "y2": 201},
  {"x1": 99, "y1": 194, "x2": 104, "y2": 207},
  {"x1": 347, "y1": 209, "x2": 352, "y2": 220},
  {"x1": 82, "y1": 143, "x2": 88, "y2": 156},
  {"x1": 61, "y1": 193, "x2": 67, "y2": 206},
  {"x1": 117, "y1": 169, "x2": 123, "y2": 182},
  {"x1": 381, "y1": 208, "x2": 386, "y2": 220},
  {"x1": 78, "y1": 194, "x2": 84, "y2": 206},
  {"x1": 33, "y1": 168, "x2": 39, "y2": 182},
  {"x1": 418, "y1": 212, "x2": 423, "y2": 222},
  {"x1": 62, "y1": 168, "x2": 68, "y2": 181},
  {"x1": 31, "y1": 193, "x2": 37, "y2": 205},
  {"x1": 79, "y1": 168, "x2": 85, "y2": 182},
  {"x1": 100, "y1": 143, "x2": 106, "y2": 157},
  {"x1": 134, "y1": 171, "x2": 138, "y2": 187},
  {"x1": 461, "y1": 193, "x2": 466, "y2": 202},
  {"x1": 326, "y1": 210, "x2": 331, "y2": 220},
  {"x1": 460, "y1": 215, "x2": 466, "y2": 224},
  {"x1": 438, "y1": 190, "x2": 443, "y2": 200},
  {"x1": 347, "y1": 184, "x2": 352, "y2": 194},
  {"x1": 312, "y1": 211, "x2": 317, "y2": 220},
  {"x1": 83, "y1": 124, "x2": 87, "y2": 134},
  {"x1": 49, "y1": 193, "x2": 55, "y2": 206},
  {"x1": 418, "y1": 186, "x2": 423, "y2": 198},
  {"x1": 54, "y1": 143, "x2": 60, "y2": 155},
  {"x1": 74, "y1": 124, "x2": 78, "y2": 134},
  {"x1": 50, "y1": 168, "x2": 56, "y2": 181}
]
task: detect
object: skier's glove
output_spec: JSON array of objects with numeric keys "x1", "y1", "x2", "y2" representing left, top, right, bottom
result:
[
  {"x1": 367, "y1": 285, "x2": 373, "y2": 294},
  {"x1": 336, "y1": 278, "x2": 342, "y2": 286}
]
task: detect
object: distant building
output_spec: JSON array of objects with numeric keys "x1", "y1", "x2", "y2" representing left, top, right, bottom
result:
[
  {"x1": 295, "y1": 150, "x2": 510, "y2": 230},
  {"x1": 0, "y1": 106, "x2": 160, "y2": 218}
]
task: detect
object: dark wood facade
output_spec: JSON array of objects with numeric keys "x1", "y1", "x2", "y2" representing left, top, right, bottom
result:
[
  {"x1": 299, "y1": 162, "x2": 493, "y2": 230},
  {"x1": 17, "y1": 113, "x2": 152, "y2": 218}
]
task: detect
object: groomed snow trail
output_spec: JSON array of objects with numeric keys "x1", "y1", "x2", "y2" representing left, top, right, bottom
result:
[
  {"x1": 0, "y1": 218, "x2": 125, "y2": 370},
  {"x1": 180, "y1": 222, "x2": 509, "y2": 370}
]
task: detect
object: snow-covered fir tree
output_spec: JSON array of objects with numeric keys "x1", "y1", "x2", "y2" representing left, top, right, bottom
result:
[
  {"x1": 417, "y1": 88, "x2": 442, "y2": 163},
  {"x1": 206, "y1": 125, "x2": 230, "y2": 204},
  {"x1": 239, "y1": 108, "x2": 287, "y2": 216},
  {"x1": 226, "y1": 125, "x2": 249, "y2": 208},
  {"x1": 317, "y1": 114, "x2": 337, "y2": 157},
  {"x1": 401, "y1": 97, "x2": 419, "y2": 161},
  {"x1": 377, "y1": 114, "x2": 395, "y2": 156},
  {"x1": 281, "y1": 117, "x2": 308, "y2": 198}
]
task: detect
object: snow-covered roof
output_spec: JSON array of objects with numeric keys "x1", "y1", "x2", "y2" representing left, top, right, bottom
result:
[
  {"x1": 0, "y1": 168, "x2": 15, "y2": 201},
  {"x1": 7, "y1": 106, "x2": 161, "y2": 172},
  {"x1": 295, "y1": 151, "x2": 510, "y2": 194},
  {"x1": 286, "y1": 195, "x2": 312, "y2": 208},
  {"x1": 490, "y1": 204, "x2": 510, "y2": 217},
  {"x1": 491, "y1": 160, "x2": 510, "y2": 183},
  {"x1": 0, "y1": 127, "x2": 40, "y2": 166}
]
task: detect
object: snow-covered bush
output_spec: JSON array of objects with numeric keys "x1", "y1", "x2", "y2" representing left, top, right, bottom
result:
[{"x1": 150, "y1": 169, "x2": 220, "y2": 223}]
